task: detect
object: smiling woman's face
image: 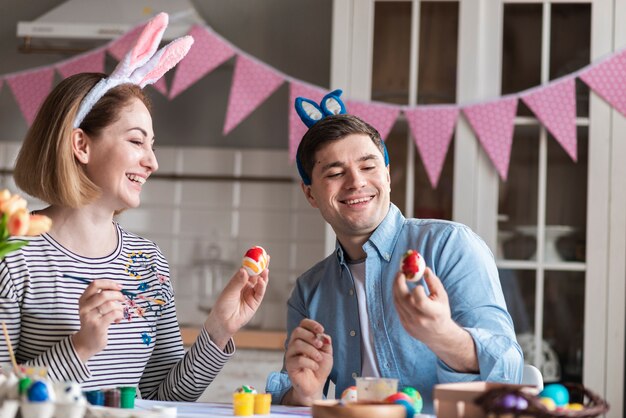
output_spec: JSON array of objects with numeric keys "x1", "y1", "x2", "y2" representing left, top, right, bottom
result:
[{"x1": 82, "y1": 98, "x2": 158, "y2": 211}]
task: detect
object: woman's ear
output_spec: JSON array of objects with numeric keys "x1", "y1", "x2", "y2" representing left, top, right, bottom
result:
[{"x1": 71, "y1": 129, "x2": 90, "y2": 164}]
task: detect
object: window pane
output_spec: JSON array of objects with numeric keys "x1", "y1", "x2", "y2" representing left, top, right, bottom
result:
[
  {"x1": 502, "y1": 4, "x2": 542, "y2": 117},
  {"x1": 543, "y1": 270, "x2": 584, "y2": 383},
  {"x1": 417, "y1": 2, "x2": 459, "y2": 105},
  {"x1": 550, "y1": 4, "x2": 591, "y2": 117},
  {"x1": 498, "y1": 125, "x2": 540, "y2": 260},
  {"x1": 545, "y1": 128, "x2": 587, "y2": 262},
  {"x1": 499, "y1": 268, "x2": 535, "y2": 335},
  {"x1": 372, "y1": 1, "x2": 412, "y2": 105}
]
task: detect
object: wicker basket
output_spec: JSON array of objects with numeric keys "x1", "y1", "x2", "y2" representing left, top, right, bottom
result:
[{"x1": 475, "y1": 383, "x2": 609, "y2": 418}]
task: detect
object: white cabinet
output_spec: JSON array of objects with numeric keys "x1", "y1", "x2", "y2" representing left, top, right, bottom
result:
[{"x1": 332, "y1": 0, "x2": 624, "y2": 413}]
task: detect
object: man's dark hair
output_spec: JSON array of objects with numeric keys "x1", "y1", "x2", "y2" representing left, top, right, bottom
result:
[{"x1": 296, "y1": 114, "x2": 386, "y2": 184}]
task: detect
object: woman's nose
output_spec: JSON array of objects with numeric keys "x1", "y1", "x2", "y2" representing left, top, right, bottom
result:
[{"x1": 142, "y1": 148, "x2": 159, "y2": 173}]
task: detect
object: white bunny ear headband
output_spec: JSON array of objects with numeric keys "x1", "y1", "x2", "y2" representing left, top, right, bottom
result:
[{"x1": 73, "y1": 12, "x2": 194, "y2": 128}]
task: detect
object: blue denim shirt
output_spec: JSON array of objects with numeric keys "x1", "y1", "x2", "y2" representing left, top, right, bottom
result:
[{"x1": 266, "y1": 204, "x2": 523, "y2": 413}]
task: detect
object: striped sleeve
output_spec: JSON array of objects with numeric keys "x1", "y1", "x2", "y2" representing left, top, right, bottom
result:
[
  {"x1": 0, "y1": 257, "x2": 91, "y2": 383},
  {"x1": 138, "y1": 248, "x2": 235, "y2": 401}
]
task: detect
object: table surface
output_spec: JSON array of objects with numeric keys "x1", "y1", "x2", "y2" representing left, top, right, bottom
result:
[{"x1": 133, "y1": 399, "x2": 435, "y2": 418}]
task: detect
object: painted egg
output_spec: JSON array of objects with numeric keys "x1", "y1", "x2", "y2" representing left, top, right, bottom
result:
[
  {"x1": 400, "y1": 387, "x2": 423, "y2": 413},
  {"x1": 242, "y1": 246, "x2": 269, "y2": 277},
  {"x1": 400, "y1": 250, "x2": 426, "y2": 282},
  {"x1": 234, "y1": 385, "x2": 257, "y2": 394},
  {"x1": 27, "y1": 381, "x2": 49, "y2": 402},
  {"x1": 499, "y1": 394, "x2": 528, "y2": 410},
  {"x1": 539, "y1": 397, "x2": 557, "y2": 411},
  {"x1": 392, "y1": 398, "x2": 416, "y2": 418},
  {"x1": 539, "y1": 384, "x2": 569, "y2": 407},
  {"x1": 340, "y1": 386, "x2": 357, "y2": 403},
  {"x1": 384, "y1": 392, "x2": 413, "y2": 404}
]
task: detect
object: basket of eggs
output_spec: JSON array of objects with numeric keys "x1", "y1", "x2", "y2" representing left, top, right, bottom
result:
[{"x1": 475, "y1": 383, "x2": 609, "y2": 418}]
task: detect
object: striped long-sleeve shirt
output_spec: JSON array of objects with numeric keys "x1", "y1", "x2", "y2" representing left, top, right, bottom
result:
[{"x1": 0, "y1": 223, "x2": 234, "y2": 401}]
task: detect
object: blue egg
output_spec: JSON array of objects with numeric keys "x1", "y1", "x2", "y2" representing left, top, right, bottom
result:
[
  {"x1": 393, "y1": 399, "x2": 416, "y2": 418},
  {"x1": 539, "y1": 383, "x2": 569, "y2": 407},
  {"x1": 27, "y1": 381, "x2": 49, "y2": 402}
]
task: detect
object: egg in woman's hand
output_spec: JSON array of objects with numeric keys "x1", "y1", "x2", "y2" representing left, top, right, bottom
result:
[{"x1": 241, "y1": 246, "x2": 269, "y2": 277}]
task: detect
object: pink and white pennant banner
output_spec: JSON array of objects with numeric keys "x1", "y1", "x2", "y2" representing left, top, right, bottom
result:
[
  {"x1": 346, "y1": 100, "x2": 400, "y2": 140},
  {"x1": 405, "y1": 106, "x2": 459, "y2": 188},
  {"x1": 108, "y1": 25, "x2": 144, "y2": 61},
  {"x1": 6, "y1": 68, "x2": 55, "y2": 126},
  {"x1": 56, "y1": 49, "x2": 106, "y2": 79},
  {"x1": 223, "y1": 55, "x2": 285, "y2": 135},
  {"x1": 289, "y1": 81, "x2": 328, "y2": 161},
  {"x1": 521, "y1": 77, "x2": 577, "y2": 161},
  {"x1": 579, "y1": 49, "x2": 626, "y2": 117},
  {"x1": 463, "y1": 96, "x2": 518, "y2": 180},
  {"x1": 169, "y1": 26, "x2": 235, "y2": 99}
]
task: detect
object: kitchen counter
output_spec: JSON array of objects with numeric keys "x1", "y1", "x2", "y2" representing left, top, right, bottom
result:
[{"x1": 181, "y1": 327, "x2": 286, "y2": 350}]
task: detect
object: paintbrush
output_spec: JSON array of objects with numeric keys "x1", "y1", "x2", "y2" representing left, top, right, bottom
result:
[
  {"x1": 2, "y1": 321, "x2": 19, "y2": 374},
  {"x1": 63, "y1": 274, "x2": 165, "y2": 305}
]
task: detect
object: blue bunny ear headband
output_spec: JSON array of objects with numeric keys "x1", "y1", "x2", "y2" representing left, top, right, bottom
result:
[{"x1": 294, "y1": 89, "x2": 389, "y2": 185}]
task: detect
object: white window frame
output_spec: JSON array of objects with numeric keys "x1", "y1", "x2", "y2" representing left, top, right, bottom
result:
[{"x1": 331, "y1": 0, "x2": 624, "y2": 413}]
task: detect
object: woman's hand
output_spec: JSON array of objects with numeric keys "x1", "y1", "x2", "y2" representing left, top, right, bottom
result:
[
  {"x1": 204, "y1": 265, "x2": 269, "y2": 349},
  {"x1": 71, "y1": 280, "x2": 125, "y2": 362}
]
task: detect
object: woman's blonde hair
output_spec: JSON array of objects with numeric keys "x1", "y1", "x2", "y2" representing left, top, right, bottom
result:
[{"x1": 14, "y1": 73, "x2": 151, "y2": 208}]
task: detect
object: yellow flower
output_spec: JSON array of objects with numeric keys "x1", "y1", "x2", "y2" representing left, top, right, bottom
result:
[
  {"x1": 0, "y1": 189, "x2": 11, "y2": 204},
  {"x1": 26, "y1": 214, "x2": 52, "y2": 236},
  {"x1": 0, "y1": 195, "x2": 27, "y2": 217},
  {"x1": 7, "y1": 209, "x2": 29, "y2": 236}
]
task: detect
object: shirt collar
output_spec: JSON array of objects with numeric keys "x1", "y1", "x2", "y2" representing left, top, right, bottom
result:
[{"x1": 334, "y1": 203, "x2": 405, "y2": 264}]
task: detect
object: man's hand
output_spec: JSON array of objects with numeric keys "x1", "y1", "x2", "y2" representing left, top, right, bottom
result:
[
  {"x1": 282, "y1": 319, "x2": 333, "y2": 406},
  {"x1": 393, "y1": 268, "x2": 478, "y2": 373}
]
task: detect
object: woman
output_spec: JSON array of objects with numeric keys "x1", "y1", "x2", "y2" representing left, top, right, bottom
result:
[{"x1": 0, "y1": 71, "x2": 268, "y2": 401}]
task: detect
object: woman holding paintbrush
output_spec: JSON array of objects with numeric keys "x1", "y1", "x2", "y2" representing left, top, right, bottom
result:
[{"x1": 0, "y1": 13, "x2": 269, "y2": 401}]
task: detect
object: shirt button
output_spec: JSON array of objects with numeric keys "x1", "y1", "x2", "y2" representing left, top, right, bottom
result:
[
  {"x1": 349, "y1": 289, "x2": 354, "y2": 296},
  {"x1": 352, "y1": 372, "x2": 358, "y2": 379},
  {"x1": 349, "y1": 330, "x2": 356, "y2": 337}
]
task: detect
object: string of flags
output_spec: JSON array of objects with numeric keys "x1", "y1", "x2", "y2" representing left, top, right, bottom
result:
[{"x1": 1, "y1": 19, "x2": 625, "y2": 188}]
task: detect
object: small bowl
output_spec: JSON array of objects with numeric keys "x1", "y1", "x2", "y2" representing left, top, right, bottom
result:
[{"x1": 312, "y1": 400, "x2": 406, "y2": 418}]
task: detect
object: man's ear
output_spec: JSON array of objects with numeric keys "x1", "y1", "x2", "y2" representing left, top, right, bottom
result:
[
  {"x1": 386, "y1": 164, "x2": 391, "y2": 192},
  {"x1": 300, "y1": 182, "x2": 319, "y2": 209},
  {"x1": 71, "y1": 129, "x2": 90, "y2": 164}
]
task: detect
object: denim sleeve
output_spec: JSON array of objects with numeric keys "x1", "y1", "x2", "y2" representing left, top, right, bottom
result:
[
  {"x1": 265, "y1": 279, "x2": 308, "y2": 404},
  {"x1": 433, "y1": 225, "x2": 524, "y2": 383}
]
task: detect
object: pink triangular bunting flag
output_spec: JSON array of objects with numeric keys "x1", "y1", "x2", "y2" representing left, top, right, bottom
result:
[
  {"x1": 108, "y1": 25, "x2": 144, "y2": 61},
  {"x1": 463, "y1": 97, "x2": 518, "y2": 180},
  {"x1": 289, "y1": 81, "x2": 327, "y2": 161},
  {"x1": 346, "y1": 100, "x2": 400, "y2": 140},
  {"x1": 521, "y1": 77, "x2": 577, "y2": 161},
  {"x1": 579, "y1": 49, "x2": 626, "y2": 117},
  {"x1": 405, "y1": 106, "x2": 459, "y2": 188},
  {"x1": 6, "y1": 68, "x2": 55, "y2": 125},
  {"x1": 151, "y1": 77, "x2": 168, "y2": 96},
  {"x1": 169, "y1": 26, "x2": 235, "y2": 99},
  {"x1": 223, "y1": 55, "x2": 285, "y2": 135},
  {"x1": 56, "y1": 50, "x2": 106, "y2": 79}
]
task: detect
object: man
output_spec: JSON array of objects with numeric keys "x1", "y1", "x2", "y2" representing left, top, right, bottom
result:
[{"x1": 266, "y1": 98, "x2": 523, "y2": 413}]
